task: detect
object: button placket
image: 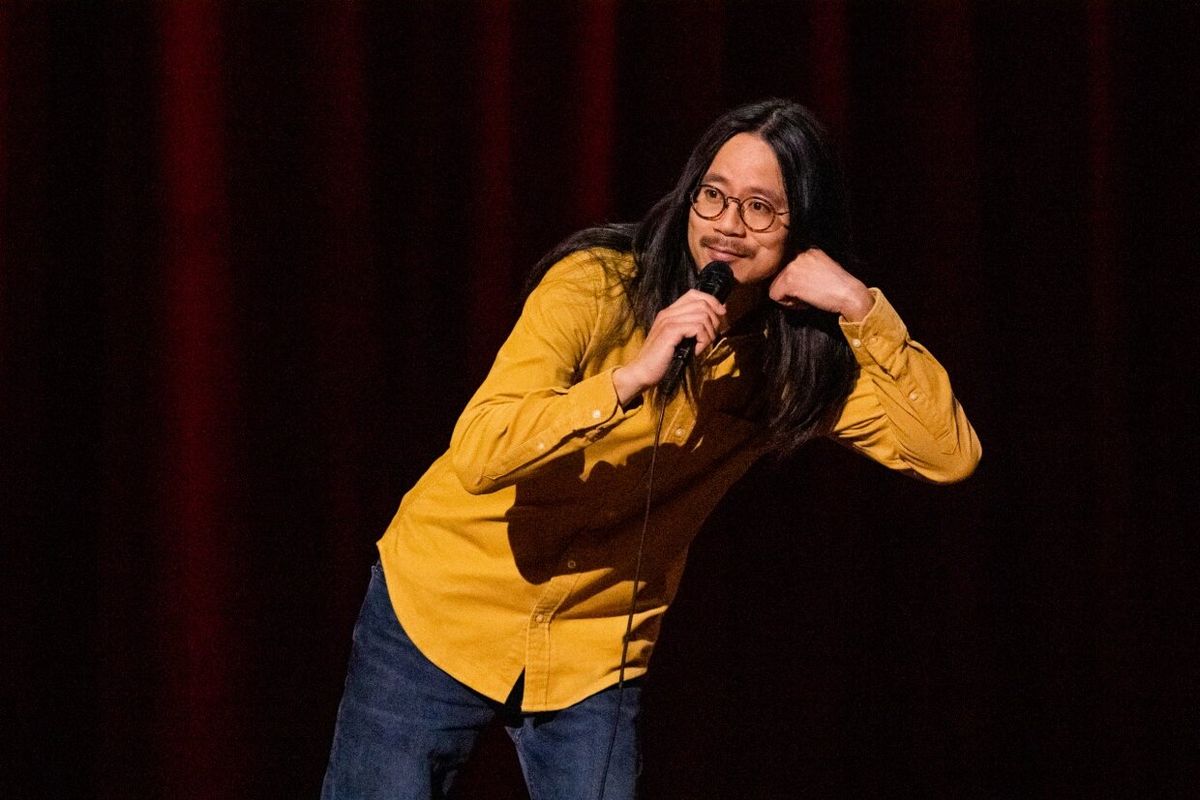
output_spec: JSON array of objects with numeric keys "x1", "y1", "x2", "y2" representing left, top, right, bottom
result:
[
  {"x1": 665, "y1": 401, "x2": 692, "y2": 443},
  {"x1": 528, "y1": 569, "x2": 582, "y2": 634}
]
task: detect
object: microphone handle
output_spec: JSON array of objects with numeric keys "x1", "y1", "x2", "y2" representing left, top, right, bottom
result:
[
  {"x1": 657, "y1": 260, "x2": 734, "y2": 400},
  {"x1": 660, "y1": 338, "x2": 695, "y2": 398}
]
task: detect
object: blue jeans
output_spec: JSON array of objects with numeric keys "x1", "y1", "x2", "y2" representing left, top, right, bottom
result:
[{"x1": 321, "y1": 563, "x2": 642, "y2": 799}]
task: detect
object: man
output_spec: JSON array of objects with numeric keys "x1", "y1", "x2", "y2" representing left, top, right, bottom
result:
[{"x1": 322, "y1": 99, "x2": 980, "y2": 799}]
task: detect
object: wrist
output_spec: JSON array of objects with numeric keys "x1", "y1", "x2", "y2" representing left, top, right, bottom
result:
[
  {"x1": 839, "y1": 282, "x2": 873, "y2": 322},
  {"x1": 612, "y1": 366, "x2": 649, "y2": 408}
]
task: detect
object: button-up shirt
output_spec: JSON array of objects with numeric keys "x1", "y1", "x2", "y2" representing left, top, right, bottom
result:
[{"x1": 378, "y1": 248, "x2": 980, "y2": 712}]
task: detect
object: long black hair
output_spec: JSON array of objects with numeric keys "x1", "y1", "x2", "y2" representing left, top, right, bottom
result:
[{"x1": 525, "y1": 99, "x2": 859, "y2": 456}]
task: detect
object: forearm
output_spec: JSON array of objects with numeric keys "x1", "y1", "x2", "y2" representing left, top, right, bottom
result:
[
  {"x1": 611, "y1": 366, "x2": 648, "y2": 409},
  {"x1": 451, "y1": 367, "x2": 636, "y2": 494},
  {"x1": 831, "y1": 289, "x2": 981, "y2": 483}
]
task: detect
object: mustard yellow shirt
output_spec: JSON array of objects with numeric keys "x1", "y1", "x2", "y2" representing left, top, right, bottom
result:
[{"x1": 378, "y1": 249, "x2": 980, "y2": 712}]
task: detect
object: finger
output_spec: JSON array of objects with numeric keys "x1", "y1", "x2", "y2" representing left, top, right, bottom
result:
[
  {"x1": 773, "y1": 296, "x2": 811, "y2": 311},
  {"x1": 685, "y1": 289, "x2": 728, "y2": 314},
  {"x1": 648, "y1": 317, "x2": 703, "y2": 353},
  {"x1": 672, "y1": 290, "x2": 727, "y2": 319},
  {"x1": 688, "y1": 315, "x2": 720, "y2": 353},
  {"x1": 663, "y1": 315, "x2": 719, "y2": 354},
  {"x1": 666, "y1": 314, "x2": 717, "y2": 344},
  {"x1": 682, "y1": 291, "x2": 727, "y2": 329},
  {"x1": 767, "y1": 282, "x2": 789, "y2": 304},
  {"x1": 659, "y1": 302, "x2": 725, "y2": 335}
]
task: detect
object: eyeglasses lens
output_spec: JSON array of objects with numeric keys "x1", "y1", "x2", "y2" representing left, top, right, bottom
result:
[{"x1": 692, "y1": 186, "x2": 776, "y2": 232}]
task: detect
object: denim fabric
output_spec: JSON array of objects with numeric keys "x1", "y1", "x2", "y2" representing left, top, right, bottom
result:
[
  {"x1": 505, "y1": 672, "x2": 641, "y2": 800},
  {"x1": 321, "y1": 563, "x2": 641, "y2": 800}
]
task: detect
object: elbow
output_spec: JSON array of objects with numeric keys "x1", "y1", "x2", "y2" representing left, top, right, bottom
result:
[
  {"x1": 451, "y1": 451, "x2": 497, "y2": 495},
  {"x1": 458, "y1": 475, "x2": 495, "y2": 496},
  {"x1": 449, "y1": 412, "x2": 500, "y2": 495},
  {"x1": 933, "y1": 455, "x2": 979, "y2": 485},
  {"x1": 928, "y1": 436, "x2": 982, "y2": 485}
]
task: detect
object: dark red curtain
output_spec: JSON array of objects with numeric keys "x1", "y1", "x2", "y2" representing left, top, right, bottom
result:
[{"x1": 4, "y1": 1, "x2": 1196, "y2": 797}]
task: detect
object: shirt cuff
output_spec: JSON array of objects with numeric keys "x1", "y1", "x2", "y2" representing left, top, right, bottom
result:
[
  {"x1": 566, "y1": 366, "x2": 641, "y2": 435},
  {"x1": 480, "y1": 368, "x2": 641, "y2": 483},
  {"x1": 838, "y1": 288, "x2": 910, "y2": 369}
]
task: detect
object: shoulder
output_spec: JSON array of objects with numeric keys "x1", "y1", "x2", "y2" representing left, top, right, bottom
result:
[
  {"x1": 534, "y1": 247, "x2": 636, "y2": 306},
  {"x1": 522, "y1": 248, "x2": 638, "y2": 351},
  {"x1": 539, "y1": 247, "x2": 635, "y2": 286}
]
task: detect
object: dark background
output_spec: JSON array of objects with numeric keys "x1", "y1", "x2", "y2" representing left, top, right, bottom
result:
[{"x1": 3, "y1": 1, "x2": 1196, "y2": 797}]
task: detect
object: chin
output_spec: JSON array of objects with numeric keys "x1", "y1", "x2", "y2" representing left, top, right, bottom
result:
[{"x1": 729, "y1": 264, "x2": 771, "y2": 287}]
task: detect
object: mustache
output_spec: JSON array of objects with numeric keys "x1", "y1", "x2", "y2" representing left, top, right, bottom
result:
[{"x1": 698, "y1": 236, "x2": 752, "y2": 258}]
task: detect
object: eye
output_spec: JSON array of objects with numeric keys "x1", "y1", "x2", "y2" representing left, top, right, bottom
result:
[
  {"x1": 701, "y1": 186, "x2": 721, "y2": 200},
  {"x1": 747, "y1": 198, "x2": 772, "y2": 214}
]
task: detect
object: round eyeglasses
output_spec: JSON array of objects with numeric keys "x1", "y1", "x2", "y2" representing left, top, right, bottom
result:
[{"x1": 690, "y1": 183, "x2": 789, "y2": 232}]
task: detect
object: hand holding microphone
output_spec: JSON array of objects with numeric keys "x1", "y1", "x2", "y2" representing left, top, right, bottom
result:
[
  {"x1": 659, "y1": 261, "x2": 735, "y2": 397},
  {"x1": 611, "y1": 261, "x2": 735, "y2": 405}
]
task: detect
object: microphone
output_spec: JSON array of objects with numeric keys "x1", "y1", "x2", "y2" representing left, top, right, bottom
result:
[{"x1": 660, "y1": 260, "x2": 735, "y2": 398}]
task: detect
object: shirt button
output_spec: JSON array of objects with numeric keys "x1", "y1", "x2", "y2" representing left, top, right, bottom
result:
[
  {"x1": 908, "y1": 391, "x2": 919, "y2": 401},
  {"x1": 537, "y1": 441, "x2": 546, "y2": 450},
  {"x1": 674, "y1": 427, "x2": 685, "y2": 438},
  {"x1": 591, "y1": 409, "x2": 602, "y2": 419},
  {"x1": 851, "y1": 338, "x2": 862, "y2": 348},
  {"x1": 567, "y1": 560, "x2": 577, "y2": 570},
  {"x1": 534, "y1": 614, "x2": 545, "y2": 623}
]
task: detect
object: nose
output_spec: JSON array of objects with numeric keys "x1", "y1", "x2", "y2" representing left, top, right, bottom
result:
[{"x1": 714, "y1": 198, "x2": 746, "y2": 236}]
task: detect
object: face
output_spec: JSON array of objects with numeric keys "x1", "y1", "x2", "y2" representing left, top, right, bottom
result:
[{"x1": 687, "y1": 132, "x2": 790, "y2": 287}]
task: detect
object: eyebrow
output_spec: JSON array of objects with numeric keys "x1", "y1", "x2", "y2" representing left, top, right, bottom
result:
[{"x1": 702, "y1": 172, "x2": 787, "y2": 207}]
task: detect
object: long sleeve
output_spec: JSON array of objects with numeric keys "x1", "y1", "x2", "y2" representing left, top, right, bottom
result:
[
  {"x1": 380, "y1": 249, "x2": 768, "y2": 713},
  {"x1": 829, "y1": 288, "x2": 981, "y2": 483},
  {"x1": 449, "y1": 252, "x2": 643, "y2": 495}
]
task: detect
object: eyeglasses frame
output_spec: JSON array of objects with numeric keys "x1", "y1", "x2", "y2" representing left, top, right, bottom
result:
[{"x1": 690, "y1": 183, "x2": 790, "y2": 233}]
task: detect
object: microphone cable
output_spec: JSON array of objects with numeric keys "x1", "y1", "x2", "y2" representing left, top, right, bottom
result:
[
  {"x1": 595, "y1": 263, "x2": 730, "y2": 797},
  {"x1": 596, "y1": 397, "x2": 668, "y2": 800}
]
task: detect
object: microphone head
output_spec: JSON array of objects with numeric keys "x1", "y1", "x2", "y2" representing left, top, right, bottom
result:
[{"x1": 697, "y1": 260, "x2": 735, "y2": 302}]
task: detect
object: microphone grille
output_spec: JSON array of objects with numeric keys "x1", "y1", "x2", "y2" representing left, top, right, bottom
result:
[{"x1": 697, "y1": 260, "x2": 735, "y2": 302}]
